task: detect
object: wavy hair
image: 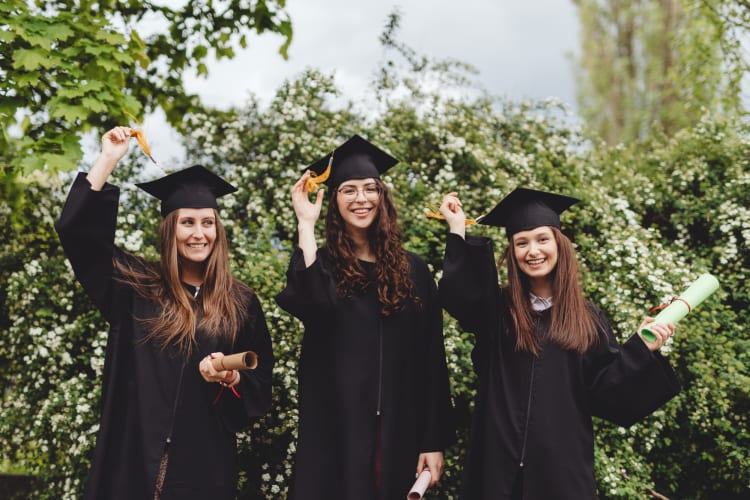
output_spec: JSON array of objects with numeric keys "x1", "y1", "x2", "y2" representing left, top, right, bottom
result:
[
  {"x1": 325, "y1": 179, "x2": 418, "y2": 316},
  {"x1": 114, "y1": 209, "x2": 251, "y2": 354},
  {"x1": 500, "y1": 226, "x2": 600, "y2": 355}
]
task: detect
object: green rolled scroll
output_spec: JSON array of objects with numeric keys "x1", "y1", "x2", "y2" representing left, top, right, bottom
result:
[{"x1": 642, "y1": 273, "x2": 720, "y2": 342}]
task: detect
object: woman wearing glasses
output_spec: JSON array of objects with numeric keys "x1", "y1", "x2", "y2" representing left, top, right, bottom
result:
[{"x1": 276, "y1": 135, "x2": 455, "y2": 500}]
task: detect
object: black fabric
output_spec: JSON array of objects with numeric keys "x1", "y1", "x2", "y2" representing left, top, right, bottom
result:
[
  {"x1": 305, "y1": 134, "x2": 398, "y2": 188},
  {"x1": 55, "y1": 172, "x2": 274, "y2": 500},
  {"x1": 439, "y1": 233, "x2": 681, "y2": 500},
  {"x1": 478, "y1": 187, "x2": 579, "y2": 237},
  {"x1": 275, "y1": 248, "x2": 455, "y2": 500},
  {"x1": 136, "y1": 164, "x2": 236, "y2": 216}
]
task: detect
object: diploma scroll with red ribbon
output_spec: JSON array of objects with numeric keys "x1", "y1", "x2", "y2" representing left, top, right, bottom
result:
[
  {"x1": 643, "y1": 273, "x2": 720, "y2": 342},
  {"x1": 210, "y1": 351, "x2": 258, "y2": 371}
]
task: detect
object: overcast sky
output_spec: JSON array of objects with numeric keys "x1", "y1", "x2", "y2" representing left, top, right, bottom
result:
[{"x1": 141, "y1": 0, "x2": 581, "y2": 163}]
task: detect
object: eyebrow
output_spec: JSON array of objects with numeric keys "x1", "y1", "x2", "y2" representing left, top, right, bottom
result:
[
  {"x1": 340, "y1": 181, "x2": 378, "y2": 188},
  {"x1": 179, "y1": 215, "x2": 215, "y2": 221}
]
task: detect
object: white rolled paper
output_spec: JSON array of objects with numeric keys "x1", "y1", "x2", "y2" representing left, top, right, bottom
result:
[{"x1": 407, "y1": 470, "x2": 432, "y2": 499}]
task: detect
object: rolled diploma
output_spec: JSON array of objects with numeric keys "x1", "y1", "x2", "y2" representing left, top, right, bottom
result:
[
  {"x1": 642, "y1": 273, "x2": 719, "y2": 341},
  {"x1": 210, "y1": 351, "x2": 258, "y2": 371},
  {"x1": 407, "y1": 470, "x2": 432, "y2": 499}
]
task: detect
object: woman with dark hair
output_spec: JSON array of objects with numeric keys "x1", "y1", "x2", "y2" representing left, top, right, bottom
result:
[
  {"x1": 55, "y1": 126, "x2": 274, "y2": 500},
  {"x1": 437, "y1": 189, "x2": 681, "y2": 500},
  {"x1": 276, "y1": 135, "x2": 455, "y2": 500}
]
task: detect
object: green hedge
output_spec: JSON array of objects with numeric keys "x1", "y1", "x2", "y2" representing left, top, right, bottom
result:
[{"x1": 1, "y1": 70, "x2": 747, "y2": 499}]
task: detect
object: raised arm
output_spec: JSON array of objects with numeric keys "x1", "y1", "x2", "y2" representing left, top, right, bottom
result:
[
  {"x1": 292, "y1": 170, "x2": 325, "y2": 267},
  {"x1": 86, "y1": 126, "x2": 132, "y2": 190},
  {"x1": 54, "y1": 126, "x2": 136, "y2": 318},
  {"x1": 438, "y1": 191, "x2": 467, "y2": 240}
]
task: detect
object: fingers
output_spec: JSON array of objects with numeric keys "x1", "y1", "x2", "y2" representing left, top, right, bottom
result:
[
  {"x1": 637, "y1": 318, "x2": 676, "y2": 352},
  {"x1": 198, "y1": 352, "x2": 231, "y2": 383},
  {"x1": 439, "y1": 192, "x2": 463, "y2": 216},
  {"x1": 315, "y1": 187, "x2": 325, "y2": 205},
  {"x1": 104, "y1": 126, "x2": 133, "y2": 144},
  {"x1": 292, "y1": 171, "x2": 310, "y2": 194},
  {"x1": 417, "y1": 452, "x2": 443, "y2": 486}
]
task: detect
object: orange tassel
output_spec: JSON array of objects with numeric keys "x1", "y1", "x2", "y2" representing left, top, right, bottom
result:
[
  {"x1": 424, "y1": 206, "x2": 478, "y2": 226},
  {"x1": 305, "y1": 151, "x2": 333, "y2": 193},
  {"x1": 123, "y1": 110, "x2": 156, "y2": 164}
]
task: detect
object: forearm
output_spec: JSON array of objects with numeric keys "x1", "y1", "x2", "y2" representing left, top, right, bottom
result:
[
  {"x1": 297, "y1": 222, "x2": 318, "y2": 267},
  {"x1": 86, "y1": 153, "x2": 120, "y2": 191}
]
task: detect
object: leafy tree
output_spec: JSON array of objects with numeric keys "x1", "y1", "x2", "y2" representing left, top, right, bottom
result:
[
  {"x1": 573, "y1": 0, "x2": 744, "y2": 144},
  {"x1": 0, "y1": 0, "x2": 292, "y2": 175}
]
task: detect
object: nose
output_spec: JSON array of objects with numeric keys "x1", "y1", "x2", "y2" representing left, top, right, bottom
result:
[
  {"x1": 191, "y1": 225, "x2": 205, "y2": 239},
  {"x1": 354, "y1": 188, "x2": 367, "y2": 201}
]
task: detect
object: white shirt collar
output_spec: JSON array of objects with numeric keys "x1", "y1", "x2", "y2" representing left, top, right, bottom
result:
[{"x1": 529, "y1": 292, "x2": 553, "y2": 312}]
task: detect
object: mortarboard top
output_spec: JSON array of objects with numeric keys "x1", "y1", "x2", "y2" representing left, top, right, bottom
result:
[
  {"x1": 136, "y1": 165, "x2": 237, "y2": 217},
  {"x1": 478, "y1": 187, "x2": 579, "y2": 237},
  {"x1": 305, "y1": 134, "x2": 398, "y2": 189}
]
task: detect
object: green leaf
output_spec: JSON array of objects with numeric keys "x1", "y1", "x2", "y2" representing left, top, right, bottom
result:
[
  {"x1": 192, "y1": 45, "x2": 208, "y2": 59},
  {"x1": 49, "y1": 102, "x2": 88, "y2": 122},
  {"x1": 95, "y1": 58, "x2": 121, "y2": 73},
  {"x1": 18, "y1": 154, "x2": 44, "y2": 175},
  {"x1": 80, "y1": 97, "x2": 108, "y2": 113},
  {"x1": 42, "y1": 22, "x2": 75, "y2": 42},
  {"x1": 12, "y1": 48, "x2": 52, "y2": 71},
  {"x1": 95, "y1": 30, "x2": 126, "y2": 45},
  {"x1": 44, "y1": 151, "x2": 79, "y2": 172}
]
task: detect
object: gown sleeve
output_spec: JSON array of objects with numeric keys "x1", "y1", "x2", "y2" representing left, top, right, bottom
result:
[
  {"x1": 54, "y1": 172, "x2": 121, "y2": 321},
  {"x1": 415, "y1": 259, "x2": 456, "y2": 452},
  {"x1": 587, "y1": 308, "x2": 681, "y2": 427},
  {"x1": 438, "y1": 233, "x2": 499, "y2": 335},
  {"x1": 274, "y1": 247, "x2": 339, "y2": 323},
  {"x1": 216, "y1": 292, "x2": 276, "y2": 432}
]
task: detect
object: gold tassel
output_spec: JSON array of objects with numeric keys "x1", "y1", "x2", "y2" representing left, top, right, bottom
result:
[
  {"x1": 424, "y1": 204, "x2": 479, "y2": 226},
  {"x1": 123, "y1": 110, "x2": 157, "y2": 164},
  {"x1": 305, "y1": 150, "x2": 334, "y2": 193}
]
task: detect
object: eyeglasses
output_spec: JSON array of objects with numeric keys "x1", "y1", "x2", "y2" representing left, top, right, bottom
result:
[{"x1": 337, "y1": 184, "x2": 381, "y2": 202}]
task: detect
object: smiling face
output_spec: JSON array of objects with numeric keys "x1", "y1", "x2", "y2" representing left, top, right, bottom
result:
[
  {"x1": 512, "y1": 225, "x2": 559, "y2": 293},
  {"x1": 335, "y1": 178, "x2": 381, "y2": 234},
  {"x1": 175, "y1": 208, "x2": 217, "y2": 264}
]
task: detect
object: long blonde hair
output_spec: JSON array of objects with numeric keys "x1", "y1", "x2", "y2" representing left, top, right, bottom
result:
[{"x1": 114, "y1": 209, "x2": 250, "y2": 353}]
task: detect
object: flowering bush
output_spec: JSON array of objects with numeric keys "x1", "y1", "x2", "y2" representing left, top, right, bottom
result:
[{"x1": 1, "y1": 67, "x2": 747, "y2": 499}]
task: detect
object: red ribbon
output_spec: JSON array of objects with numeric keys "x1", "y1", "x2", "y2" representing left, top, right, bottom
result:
[
  {"x1": 212, "y1": 371, "x2": 241, "y2": 405},
  {"x1": 649, "y1": 296, "x2": 692, "y2": 315}
]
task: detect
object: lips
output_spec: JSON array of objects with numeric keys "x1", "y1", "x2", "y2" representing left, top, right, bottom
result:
[
  {"x1": 350, "y1": 207, "x2": 373, "y2": 217},
  {"x1": 527, "y1": 258, "x2": 545, "y2": 265}
]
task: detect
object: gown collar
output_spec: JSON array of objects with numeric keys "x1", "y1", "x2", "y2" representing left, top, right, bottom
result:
[{"x1": 529, "y1": 292, "x2": 553, "y2": 312}]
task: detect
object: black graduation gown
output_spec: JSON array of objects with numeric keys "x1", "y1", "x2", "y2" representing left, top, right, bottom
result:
[
  {"x1": 55, "y1": 173, "x2": 275, "y2": 500},
  {"x1": 439, "y1": 233, "x2": 681, "y2": 500},
  {"x1": 275, "y1": 247, "x2": 455, "y2": 500}
]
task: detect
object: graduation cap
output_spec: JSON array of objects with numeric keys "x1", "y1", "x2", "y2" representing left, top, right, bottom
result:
[
  {"x1": 478, "y1": 187, "x2": 579, "y2": 237},
  {"x1": 304, "y1": 134, "x2": 398, "y2": 191},
  {"x1": 136, "y1": 165, "x2": 237, "y2": 217}
]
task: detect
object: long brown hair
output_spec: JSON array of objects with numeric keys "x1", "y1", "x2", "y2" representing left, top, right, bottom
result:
[
  {"x1": 501, "y1": 226, "x2": 600, "y2": 355},
  {"x1": 325, "y1": 178, "x2": 418, "y2": 316},
  {"x1": 114, "y1": 209, "x2": 251, "y2": 354}
]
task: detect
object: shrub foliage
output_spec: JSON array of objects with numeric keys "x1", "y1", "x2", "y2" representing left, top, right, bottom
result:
[{"x1": 1, "y1": 67, "x2": 747, "y2": 499}]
